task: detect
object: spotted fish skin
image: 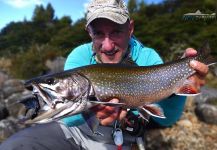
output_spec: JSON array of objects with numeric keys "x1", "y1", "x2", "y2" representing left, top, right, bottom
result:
[
  {"x1": 75, "y1": 57, "x2": 196, "y2": 107},
  {"x1": 73, "y1": 41, "x2": 215, "y2": 108},
  {"x1": 22, "y1": 42, "x2": 216, "y2": 125}
]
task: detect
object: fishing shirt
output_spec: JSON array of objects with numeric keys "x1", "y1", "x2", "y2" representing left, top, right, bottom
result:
[{"x1": 63, "y1": 36, "x2": 186, "y2": 127}]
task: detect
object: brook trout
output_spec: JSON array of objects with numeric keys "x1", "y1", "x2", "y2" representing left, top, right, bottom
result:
[{"x1": 21, "y1": 42, "x2": 216, "y2": 131}]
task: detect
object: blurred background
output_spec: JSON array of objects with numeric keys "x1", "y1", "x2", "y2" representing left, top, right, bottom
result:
[{"x1": 0, "y1": 0, "x2": 217, "y2": 149}]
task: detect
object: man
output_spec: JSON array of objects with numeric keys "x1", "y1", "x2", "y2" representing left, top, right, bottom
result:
[{"x1": 0, "y1": 0, "x2": 208, "y2": 150}]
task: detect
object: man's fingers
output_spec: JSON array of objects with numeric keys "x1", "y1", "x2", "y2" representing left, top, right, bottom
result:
[
  {"x1": 190, "y1": 60, "x2": 209, "y2": 76},
  {"x1": 100, "y1": 110, "x2": 119, "y2": 125},
  {"x1": 96, "y1": 106, "x2": 118, "y2": 120},
  {"x1": 182, "y1": 48, "x2": 209, "y2": 75},
  {"x1": 118, "y1": 109, "x2": 127, "y2": 120},
  {"x1": 188, "y1": 75, "x2": 205, "y2": 89},
  {"x1": 91, "y1": 104, "x2": 106, "y2": 112},
  {"x1": 91, "y1": 98, "x2": 119, "y2": 112},
  {"x1": 92, "y1": 98, "x2": 121, "y2": 125},
  {"x1": 182, "y1": 48, "x2": 197, "y2": 58}
]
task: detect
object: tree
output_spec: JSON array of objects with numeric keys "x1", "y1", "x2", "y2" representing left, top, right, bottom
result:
[
  {"x1": 45, "y1": 3, "x2": 55, "y2": 22},
  {"x1": 32, "y1": 3, "x2": 55, "y2": 23},
  {"x1": 57, "y1": 16, "x2": 72, "y2": 28},
  {"x1": 0, "y1": 0, "x2": 216, "y2": 78},
  {"x1": 127, "y1": 0, "x2": 138, "y2": 14},
  {"x1": 32, "y1": 5, "x2": 45, "y2": 23}
]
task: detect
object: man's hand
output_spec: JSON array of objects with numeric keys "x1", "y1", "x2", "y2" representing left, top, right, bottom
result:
[
  {"x1": 184, "y1": 48, "x2": 209, "y2": 89},
  {"x1": 91, "y1": 99, "x2": 127, "y2": 126}
]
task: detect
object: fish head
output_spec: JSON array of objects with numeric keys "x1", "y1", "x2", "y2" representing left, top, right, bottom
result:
[
  {"x1": 20, "y1": 72, "x2": 92, "y2": 124},
  {"x1": 36, "y1": 76, "x2": 85, "y2": 101},
  {"x1": 25, "y1": 72, "x2": 90, "y2": 104}
]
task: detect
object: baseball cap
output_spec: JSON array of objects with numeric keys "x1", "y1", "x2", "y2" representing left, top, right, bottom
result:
[{"x1": 86, "y1": 0, "x2": 130, "y2": 27}]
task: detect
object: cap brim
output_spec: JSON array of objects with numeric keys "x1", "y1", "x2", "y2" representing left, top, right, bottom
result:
[{"x1": 86, "y1": 11, "x2": 128, "y2": 28}]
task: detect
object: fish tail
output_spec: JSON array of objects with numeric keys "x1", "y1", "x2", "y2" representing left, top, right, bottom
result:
[{"x1": 197, "y1": 41, "x2": 217, "y2": 66}]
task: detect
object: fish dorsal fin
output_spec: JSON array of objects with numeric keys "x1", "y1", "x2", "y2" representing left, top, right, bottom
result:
[
  {"x1": 175, "y1": 80, "x2": 201, "y2": 96},
  {"x1": 138, "y1": 104, "x2": 165, "y2": 119}
]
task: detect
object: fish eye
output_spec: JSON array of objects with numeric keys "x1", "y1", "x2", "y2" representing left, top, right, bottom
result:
[
  {"x1": 45, "y1": 78, "x2": 54, "y2": 84},
  {"x1": 25, "y1": 85, "x2": 33, "y2": 91}
]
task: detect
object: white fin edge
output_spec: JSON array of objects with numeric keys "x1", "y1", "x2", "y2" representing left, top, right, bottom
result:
[{"x1": 175, "y1": 93, "x2": 201, "y2": 96}]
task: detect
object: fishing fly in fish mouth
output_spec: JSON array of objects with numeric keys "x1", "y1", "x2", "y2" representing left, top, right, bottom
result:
[{"x1": 21, "y1": 40, "x2": 216, "y2": 132}]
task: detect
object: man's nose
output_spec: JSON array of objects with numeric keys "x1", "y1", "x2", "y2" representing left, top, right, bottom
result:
[{"x1": 101, "y1": 37, "x2": 115, "y2": 51}]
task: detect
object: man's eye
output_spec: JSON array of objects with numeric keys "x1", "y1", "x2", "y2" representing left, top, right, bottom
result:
[
  {"x1": 114, "y1": 30, "x2": 121, "y2": 34},
  {"x1": 93, "y1": 32, "x2": 103, "y2": 37},
  {"x1": 111, "y1": 31, "x2": 123, "y2": 37}
]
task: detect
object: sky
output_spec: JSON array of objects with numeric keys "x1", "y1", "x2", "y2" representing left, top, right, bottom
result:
[{"x1": 0, "y1": 0, "x2": 163, "y2": 31}]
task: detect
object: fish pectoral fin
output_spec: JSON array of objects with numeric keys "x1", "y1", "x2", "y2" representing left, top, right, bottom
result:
[
  {"x1": 82, "y1": 111, "x2": 102, "y2": 135},
  {"x1": 139, "y1": 104, "x2": 165, "y2": 119},
  {"x1": 89, "y1": 101, "x2": 125, "y2": 107},
  {"x1": 175, "y1": 80, "x2": 201, "y2": 96},
  {"x1": 138, "y1": 110, "x2": 149, "y2": 122}
]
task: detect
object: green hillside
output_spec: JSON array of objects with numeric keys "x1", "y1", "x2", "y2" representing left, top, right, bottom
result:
[{"x1": 0, "y1": 0, "x2": 216, "y2": 79}]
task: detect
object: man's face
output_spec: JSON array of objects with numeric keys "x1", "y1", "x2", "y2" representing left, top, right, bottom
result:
[{"x1": 88, "y1": 18, "x2": 134, "y2": 63}]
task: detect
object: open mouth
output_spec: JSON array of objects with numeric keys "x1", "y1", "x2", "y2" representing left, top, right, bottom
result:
[
  {"x1": 22, "y1": 94, "x2": 88, "y2": 124},
  {"x1": 102, "y1": 49, "x2": 119, "y2": 56},
  {"x1": 23, "y1": 101, "x2": 75, "y2": 124},
  {"x1": 22, "y1": 83, "x2": 81, "y2": 124},
  {"x1": 31, "y1": 83, "x2": 64, "y2": 110}
]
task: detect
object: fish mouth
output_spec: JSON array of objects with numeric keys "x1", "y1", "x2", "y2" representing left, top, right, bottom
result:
[
  {"x1": 21, "y1": 82, "x2": 90, "y2": 124},
  {"x1": 38, "y1": 83, "x2": 60, "y2": 100},
  {"x1": 22, "y1": 101, "x2": 76, "y2": 124},
  {"x1": 32, "y1": 84, "x2": 58, "y2": 109},
  {"x1": 20, "y1": 83, "x2": 63, "y2": 123}
]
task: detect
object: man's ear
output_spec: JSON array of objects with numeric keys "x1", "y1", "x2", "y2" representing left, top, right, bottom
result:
[
  {"x1": 129, "y1": 20, "x2": 134, "y2": 37},
  {"x1": 86, "y1": 26, "x2": 93, "y2": 38}
]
